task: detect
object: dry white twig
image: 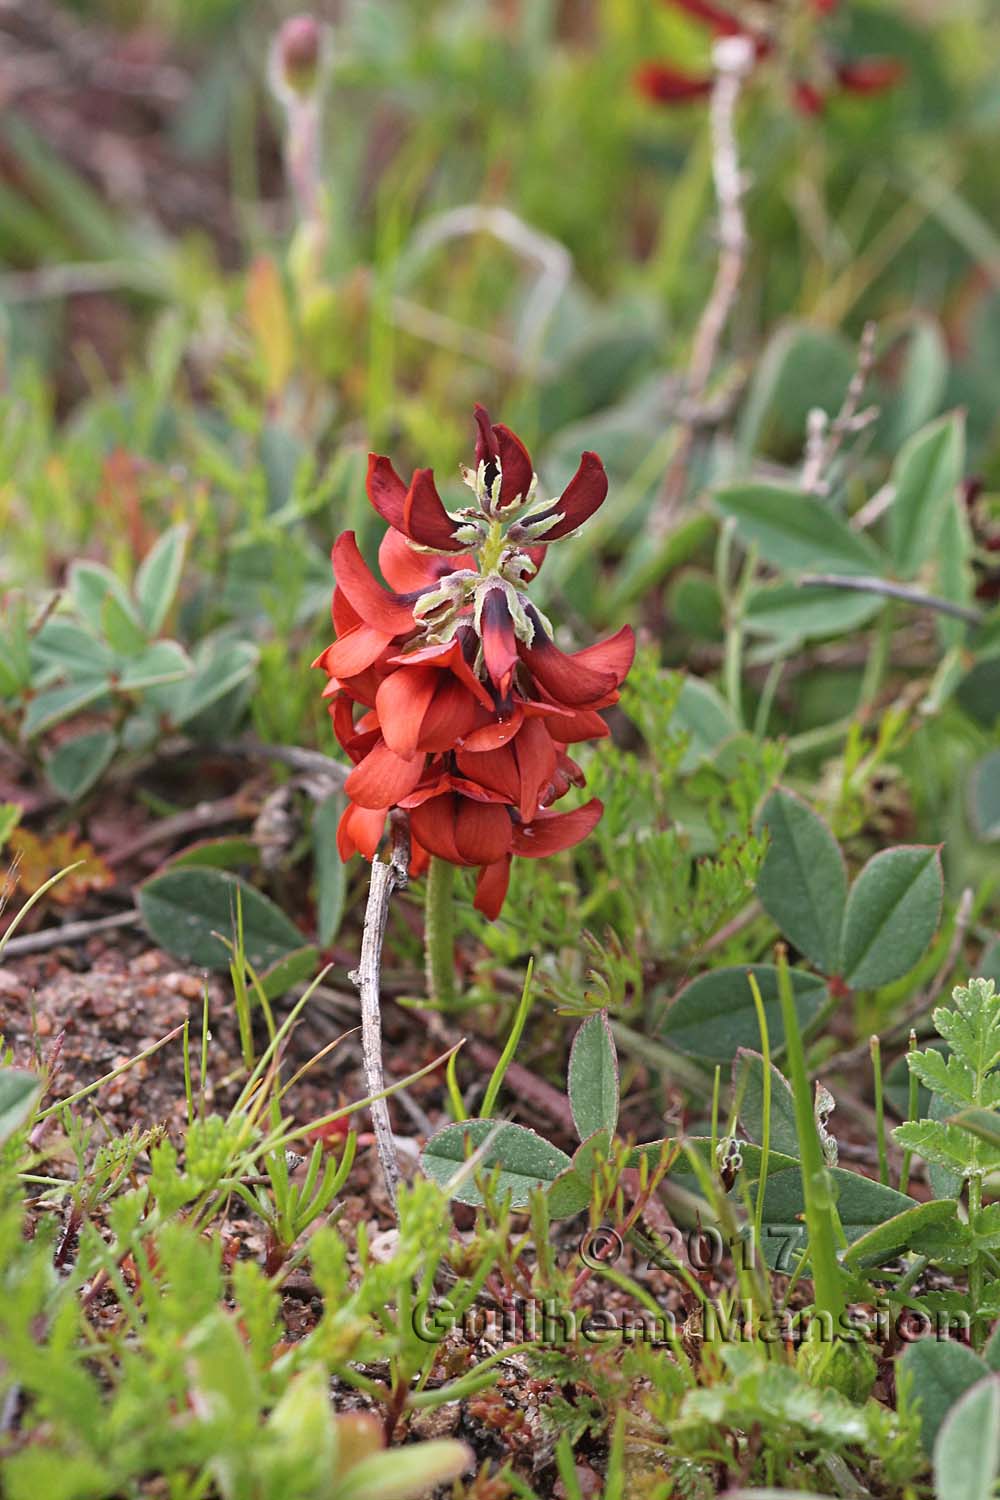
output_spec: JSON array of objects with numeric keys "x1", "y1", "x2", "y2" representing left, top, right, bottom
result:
[
  {"x1": 800, "y1": 320, "x2": 880, "y2": 496},
  {"x1": 349, "y1": 811, "x2": 410, "y2": 1214},
  {"x1": 656, "y1": 34, "x2": 755, "y2": 530}
]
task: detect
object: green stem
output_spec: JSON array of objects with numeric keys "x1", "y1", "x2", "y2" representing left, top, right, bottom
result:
[
  {"x1": 776, "y1": 947, "x2": 846, "y2": 1331},
  {"x1": 424, "y1": 857, "x2": 456, "y2": 1007}
]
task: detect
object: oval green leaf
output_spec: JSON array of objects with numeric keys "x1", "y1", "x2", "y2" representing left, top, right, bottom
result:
[
  {"x1": 839, "y1": 844, "x2": 943, "y2": 988},
  {"x1": 138, "y1": 867, "x2": 305, "y2": 972},
  {"x1": 568, "y1": 1011, "x2": 619, "y2": 1143},
  {"x1": 658, "y1": 965, "x2": 828, "y2": 1064},
  {"x1": 420, "y1": 1119, "x2": 572, "y2": 1208},
  {"x1": 755, "y1": 787, "x2": 847, "y2": 974}
]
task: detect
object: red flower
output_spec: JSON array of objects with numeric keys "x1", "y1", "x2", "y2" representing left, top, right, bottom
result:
[
  {"x1": 637, "y1": 0, "x2": 903, "y2": 116},
  {"x1": 314, "y1": 408, "x2": 634, "y2": 919}
]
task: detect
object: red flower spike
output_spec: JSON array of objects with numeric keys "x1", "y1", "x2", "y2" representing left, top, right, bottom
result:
[
  {"x1": 635, "y1": 62, "x2": 713, "y2": 105},
  {"x1": 315, "y1": 405, "x2": 630, "y2": 919},
  {"x1": 835, "y1": 57, "x2": 905, "y2": 96}
]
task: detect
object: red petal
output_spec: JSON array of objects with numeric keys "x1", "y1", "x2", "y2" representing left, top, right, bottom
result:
[
  {"x1": 513, "y1": 717, "x2": 558, "y2": 821},
  {"x1": 520, "y1": 620, "x2": 619, "y2": 707},
  {"x1": 345, "y1": 739, "x2": 425, "y2": 809},
  {"x1": 337, "y1": 803, "x2": 387, "y2": 861},
  {"x1": 318, "y1": 623, "x2": 394, "y2": 679},
  {"x1": 379, "y1": 527, "x2": 445, "y2": 593},
  {"x1": 544, "y1": 708, "x2": 610, "y2": 745},
  {"x1": 366, "y1": 454, "x2": 408, "y2": 532},
  {"x1": 835, "y1": 57, "x2": 904, "y2": 95},
  {"x1": 389, "y1": 637, "x2": 494, "y2": 710},
  {"x1": 473, "y1": 403, "x2": 499, "y2": 466},
  {"x1": 409, "y1": 794, "x2": 464, "y2": 864},
  {"x1": 495, "y1": 424, "x2": 533, "y2": 510},
  {"x1": 375, "y1": 666, "x2": 439, "y2": 756},
  {"x1": 480, "y1": 588, "x2": 518, "y2": 699},
  {"x1": 333, "y1": 532, "x2": 416, "y2": 635},
  {"x1": 635, "y1": 62, "x2": 713, "y2": 105},
  {"x1": 527, "y1": 452, "x2": 608, "y2": 541},
  {"x1": 459, "y1": 707, "x2": 524, "y2": 752},
  {"x1": 418, "y1": 676, "x2": 479, "y2": 752},
  {"x1": 404, "y1": 468, "x2": 465, "y2": 550},
  {"x1": 572, "y1": 625, "x2": 635, "y2": 684},
  {"x1": 512, "y1": 799, "x2": 603, "y2": 857},
  {"x1": 455, "y1": 743, "x2": 520, "y2": 804},
  {"x1": 793, "y1": 79, "x2": 826, "y2": 114},
  {"x1": 454, "y1": 798, "x2": 513, "y2": 865},
  {"x1": 475, "y1": 857, "x2": 511, "y2": 919}
]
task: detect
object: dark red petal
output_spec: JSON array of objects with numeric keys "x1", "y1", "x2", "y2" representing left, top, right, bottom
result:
[
  {"x1": 332, "y1": 696, "x2": 378, "y2": 763},
  {"x1": 409, "y1": 840, "x2": 430, "y2": 878},
  {"x1": 473, "y1": 403, "x2": 499, "y2": 466},
  {"x1": 388, "y1": 637, "x2": 495, "y2": 710},
  {"x1": 572, "y1": 625, "x2": 636, "y2": 685},
  {"x1": 480, "y1": 589, "x2": 519, "y2": 699},
  {"x1": 475, "y1": 857, "x2": 511, "y2": 919},
  {"x1": 375, "y1": 666, "x2": 439, "y2": 756},
  {"x1": 513, "y1": 717, "x2": 558, "y2": 821},
  {"x1": 512, "y1": 798, "x2": 603, "y2": 857},
  {"x1": 495, "y1": 424, "x2": 533, "y2": 510},
  {"x1": 455, "y1": 743, "x2": 520, "y2": 804},
  {"x1": 520, "y1": 620, "x2": 619, "y2": 708},
  {"x1": 409, "y1": 794, "x2": 465, "y2": 864},
  {"x1": 835, "y1": 57, "x2": 905, "y2": 95},
  {"x1": 635, "y1": 62, "x2": 713, "y2": 105},
  {"x1": 367, "y1": 454, "x2": 408, "y2": 531},
  {"x1": 543, "y1": 708, "x2": 610, "y2": 745},
  {"x1": 528, "y1": 452, "x2": 608, "y2": 541},
  {"x1": 337, "y1": 803, "x2": 387, "y2": 861},
  {"x1": 793, "y1": 79, "x2": 826, "y2": 115},
  {"x1": 459, "y1": 707, "x2": 524, "y2": 752},
  {"x1": 333, "y1": 532, "x2": 416, "y2": 635},
  {"x1": 318, "y1": 623, "x2": 394, "y2": 679},
  {"x1": 664, "y1": 0, "x2": 745, "y2": 35},
  {"x1": 454, "y1": 798, "x2": 513, "y2": 865},
  {"x1": 345, "y1": 739, "x2": 425, "y2": 809},
  {"x1": 418, "y1": 676, "x2": 479, "y2": 752},
  {"x1": 379, "y1": 527, "x2": 452, "y2": 593},
  {"x1": 404, "y1": 468, "x2": 466, "y2": 551}
]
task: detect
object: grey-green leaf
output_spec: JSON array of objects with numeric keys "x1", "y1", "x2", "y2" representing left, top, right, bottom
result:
[
  {"x1": 755, "y1": 787, "x2": 847, "y2": 974},
  {"x1": 733, "y1": 1050, "x2": 799, "y2": 1158},
  {"x1": 933, "y1": 1376, "x2": 1000, "y2": 1500},
  {"x1": 888, "y1": 411, "x2": 965, "y2": 579},
  {"x1": 420, "y1": 1119, "x2": 572, "y2": 1207},
  {"x1": 136, "y1": 524, "x2": 188, "y2": 634},
  {"x1": 841, "y1": 1199, "x2": 958, "y2": 1270},
  {"x1": 0, "y1": 1067, "x2": 42, "y2": 1143},
  {"x1": 752, "y1": 1167, "x2": 917, "y2": 1271},
  {"x1": 313, "y1": 792, "x2": 348, "y2": 947},
  {"x1": 658, "y1": 965, "x2": 827, "y2": 1064},
  {"x1": 839, "y1": 845, "x2": 943, "y2": 988},
  {"x1": 900, "y1": 1338, "x2": 991, "y2": 1455},
  {"x1": 713, "y1": 484, "x2": 884, "y2": 577},
  {"x1": 46, "y1": 729, "x2": 117, "y2": 801},
  {"x1": 969, "y1": 751, "x2": 1000, "y2": 843},
  {"x1": 568, "y1": 1011, "x2": 619, "y2": 1143},
  {"x1": 138, "y1": 868, "x2": 305, "y2": 973}
]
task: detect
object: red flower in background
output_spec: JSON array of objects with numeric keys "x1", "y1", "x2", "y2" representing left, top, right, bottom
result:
[
  {"x1": 637, "y1": 0, "x2": 903, "y2": 117},
  {"x1": 314, "y1": 407, "x2": 634, "y2": 919}
]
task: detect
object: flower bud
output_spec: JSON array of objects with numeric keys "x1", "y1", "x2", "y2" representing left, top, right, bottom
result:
[{"x1": 274, "y1": 14, "x2": 323, "y2": 99}]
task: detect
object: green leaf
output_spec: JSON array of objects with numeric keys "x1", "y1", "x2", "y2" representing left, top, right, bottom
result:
[
  {"x1": 900, "y1": 1338, "x2": 991, "y2": 1455},
  {"x1": 117, "y1": 640, "x2": 192, "y2": 692},
  {"x1": 337, "y1": 1441, "x2": 472, "y2": 1500},
  {"x1": 744, "y1": 581, "x2": 882, "y2": 643},
  {"x1": 672, "y1": 676, "x2": 738, "y2": 771},
  {"x1": 839, "y1": 844, "x2": 943, "y2": 988},
  {"x1": 751, "y1": 1167, "x2": 917, "y2": 1270},
  {"x1": 313, "y1": 792, "x2": 348, "y2": 947},
  {"x1": 949, "y1": 1106, "x2": 1000, "y2": 1151},
  {"x1": 933, "y1": 1376, "x2": 1000, "y2": 1500},
  {"x1": 420, "y1": 1119, "x2": 572, "y2": 1208},
  {"x1": 136, "y1": 524, "x2": 188, "y2": 634},
  {"x1": 138, "y1": 868, "x2": 305, "y2": 972},
  {"x1": 568, "y1": 1011, "x2": 619, "y2": 1143},
  {"x1": 755, "y1": 787, "x2": 847, "y2": 974},
  {"x1": 888, "y1": 412, "x2": 965, "y2": 579},
  {"x1": 69, "y1": 560, "x2": 135, "y2": 635},
  {"x1": 258, "y1": 945, "x2": 319, "y2": 1001},
  {"x1": 0, "y1": 1067, "x2": 42, "y2": 1143},
  {"x1": 732, "y1": 1050, "x2": 799, "y2": 1159},
  {"x1": 658, "y1": 965, "x2": 828, "y2": 1064},
  {"x1": 713, "y1": 484, "x2": 884, "y2": 576},
  {"x1": 893, "y1": 1119, "x2": 1000, "y2": 1176},
  {"x1": 547, "y1": 1130, "x2": 612, "y2": 1219},
  {"x1": 22, "y1": 678, "x2": 112, "y2": 738},
  {"x1": 45, "y1": 729, "x2": 117, "y2": 801},
  {"x1": 155, "y1": 639, "x2": 259, "y2": 728},
  {"x1": 969, "y1": 751, "x2": 1000, "y2": 842},
  {"x1": 841, "y1": 1199, "x2": 958, "y2": 1270},
  {"x1": 736, "y1": 322, "x2": 857, "y2": 459},
  {"x1": 165, "y1": 837, "x2": 261, "y2": 870},
  {"x1": 32, "y1": 618, "x2": 114, "y2": 677},
  {"x1": 101, "y1": 591, "x2": 147, "y2": 656},
  {"x1": 0, "y1": 803, "x2": 21, "y2": 846}
]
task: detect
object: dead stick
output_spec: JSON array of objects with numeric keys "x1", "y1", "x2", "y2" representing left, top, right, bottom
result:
[
  {"x1": 349, "y1": 812, "x2": 410, "y2": 1214},
  {"x1": 798, "y1": 573, "x2": 983, "y2": 626}
]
